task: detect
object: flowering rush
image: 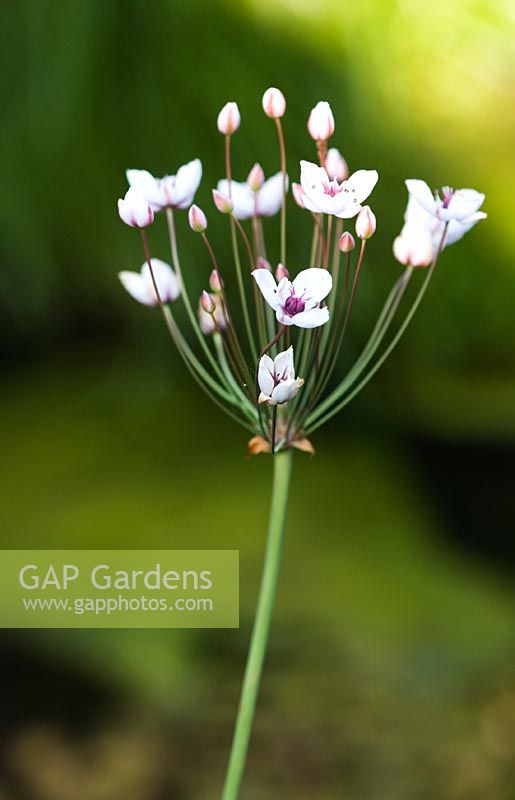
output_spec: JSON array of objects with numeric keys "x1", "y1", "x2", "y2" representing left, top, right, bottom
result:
[{"x1": 116, "y1": 88, "x2": 486, "y2": 799}]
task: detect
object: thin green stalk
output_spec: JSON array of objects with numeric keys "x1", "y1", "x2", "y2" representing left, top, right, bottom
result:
[
  {"x1": 274, "y1": 117, "x2": 287, "y2": 266},
  {"x1": 230, "y1": 218, "x2": 259, "y2": 362},
  {"x1": 221, "y1": 449, "x2": 294, "y2": 800}
]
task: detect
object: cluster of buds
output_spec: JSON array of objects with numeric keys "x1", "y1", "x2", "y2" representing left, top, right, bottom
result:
[{"x1": 117, "y1": 89, "x2": 486, "y2": 455}]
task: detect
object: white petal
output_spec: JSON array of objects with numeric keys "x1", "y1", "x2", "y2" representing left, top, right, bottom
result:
[
  {"x1": 276, "y1": 276, "x2": 293, "y2": 305},
  {"x1": 126, "y1": 169, "x2": 164, "y2": 210},
  {"x1": 300, "y1": 160, "x2": 328, "y2": 194},
  {"x1": 258, "y1": 355, "x2": 275, "y2": 397},
  {"x1": 288, "y1": 306, "x2": 330, "y2": 328},
  {"x1": 257, "y1": 172, "x2": 288, "y2": 216},
  {"x1": 274, "y1": 346, "x2": 295, "y2": 380},
  {"x1": 344, "y1": 169, "x2": 379, "y2": 204},
  {"x1": 405, "y1": 179, "x2": 436, "y2": 214},
  {"x1": 292, "y1": 267, "x2": 332, "y2": 304},
  {"x1": 447, "y1": 189, "x2": 485, "y2": 222},
  {"x1": 445, "y1": 212, "x2": 487, "y2": 246},
  {"x1": 217, "y1": 179, "x2": 255, "y2": 219},
  {"x1": 252, "y1": 269, "x2": 280, "y2": 309},
  {"x1": 271, "y1": 379, "x2": 298, "y2": 404},
  {"x1": 334, "y1": 202, "x2": 363, "y2": 219},
  {"x1": 141, "y1": 259, "x2": 181, "y2": 303},
  {"x1": 118, "y1": 271, "x2": 155, "y2": 306},
  {"x1": 173, "y1": 159, "x2": 203, "y2": 208}
]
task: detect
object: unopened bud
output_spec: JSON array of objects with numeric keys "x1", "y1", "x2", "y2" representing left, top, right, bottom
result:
[
  {"x1": 275, "y1": 263, "x2": 289, "y2": 281},
  {"x1": 256, "y1": 257, "x2": 272, "y2": 271},
  {"x1": 247, "y1": 163, "x2": 265, "y2": 192},
  {"x1": 338, "y1": 231, "x2": 355, "y2": 253},
  {"x1": 209, "y1": 269, "x2": 223, "y2": 293},
  {"x1": 212, "y1": 189, "x2": 233, "y2": 214},
  {"x1": 217, "y1": 101, "x2": 241, "y2": 135},
  {"x1": 292, "y1": 183, "x2": 305, "y2": 208},
  {"x1": 201, "y1": 290, "x2": 216, "y2": 314},
  {"x1": 262, "y1": 87, "x2": 286, "y2": 119},
  {"x1": 355, "y1": 206, "x2": 376, "y2": 240},
  {"x1": 325, "y1": 147, "x2": 349, "y2": 182},
  {"x1": 188, "y1": 204, "x2": 207, "y2": 233},
  {"x1": 307, "y1": 101, "x2": 335, "y2": 142}
]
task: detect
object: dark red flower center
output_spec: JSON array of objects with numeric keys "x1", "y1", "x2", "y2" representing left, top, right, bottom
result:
[{"x1": 283, "y1": 295, "x2": 305, "y2": 316}]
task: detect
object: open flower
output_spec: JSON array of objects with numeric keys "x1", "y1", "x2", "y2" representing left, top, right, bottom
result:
[
  {"x1": 252, "y1": 267, "x2": 332, "y2": 328},
  {"x1": 117, "y1": 187, "x2": 154, "y2": 228},
  {"x1": 118, "y1": 260, "x2": 181, "y2": 306},
  {"x1": 258, "y1": 347, "x2": 304, "y2": 406},
  {"x1": 300, "y1": 160, "x2": 378, "y2": 218},
  {"x1": 198, "y1": 292, "x2": 228, "y2": 335},
  {"x1": 216, "y1": 171, "x2": 288, "y2": 220},
  {"x1": 405, "y1": 179, "x2": 486, "y2": 247},
  {"x1": 126, "y1": 159, "x2": 202, "y2": 212}
]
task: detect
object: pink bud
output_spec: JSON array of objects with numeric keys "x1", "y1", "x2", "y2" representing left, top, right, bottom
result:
[
  {"x1": 188, "y1": 204, "x2": 207, "y2": 233},
  {"x1": 307, "y1": 101, "x2": 335, "y2": 142},
  {"x1": 355, "y1": 206, "x2": 376, "y2": 240},
  {"x1": 201, "y1": 290, "x2": 216, "y2": 314},
  {"x1": 209, "y1": 269, "x2": 223, "y2": 293},
  {"x1": 247, "y1": 163, "x2": 265, "y2": 192},
  {"x1": 291, "y1": 183, "x2": 305, "y2": 208},
  {"x1": 217, "y1": 101, "x2": 241, "y2": 135},
  {"x1": 212, "y1": 189, "x2": 233, "y2": 214},
  {"x1": 275, "y1": 263, "x2": 289, "y2": 281},
  {"x1": 117, "y1": 187, "x2": 154, "y2": 228},
  {"x1": 325, "y1": 148, "x2": 349, "y2": 182},
  {"x1": 338, "y1": 232, "x2": 355, "y2": 253},
  {"x1": 262, "y1": 87, "x2": 286, "y2": 119},
  {"x1": 256, "y1": 257, "x2": 272, "y2": 271}
]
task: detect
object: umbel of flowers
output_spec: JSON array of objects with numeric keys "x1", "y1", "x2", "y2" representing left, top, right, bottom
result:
[
  {"x1": 116, "y1": 88, "x2": 486, "y2": 800},
  {"x1": 117, "y1": 89, "x2": 485, "y2": 455}
]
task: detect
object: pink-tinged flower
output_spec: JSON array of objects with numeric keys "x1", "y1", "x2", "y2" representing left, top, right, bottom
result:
[
  {"x1": 126, "y1": 159, "x2": 202, "y2": 212},
  {"x1": 118, "y1": 259, "x2": 180, "y2": 306},
  {"x1": 393, "y1": 223, "x2": 434, "y2": 268},
  {"x1": 338, "y1": 231, "x2": 355, "y2": 253},
  {"x1": 405, "y1": 179, "x2": 486, "y2": 246},
  {"x1": 307, "y1": 101, "x2": 335, "y2": 141},
  {"x1": 256, "y1": 257, "x2": 272, "y2": 271},
  {"x1": 117, "y1": 187, "x2": 154, "y2": 228},
  {"x1": 275, "y1": 263, "x2": 289, "y2": 281},
  {"x1": 325, "y1": 148, "x2": 349, "y2": 182},
  {"x1": 188, "y1": 204, "x2": 208, "y2": 232},
  {"x1": 262, "y1": 87, "x2": 286, "y2": 119},
  {"x1": 355, "y1": 206, "x2": 376, "y2": 239},
  {"x1": 292, "y1": 182, "x2": 306, "y2": 208},
  {"x1": 217, "y1": 102, "x2": 241, "y2": 135},
  {"x1": 217, "y1": 170, "x2": 288, "y2": 220},
  {"x1": 200, "y1": 289, "x2": 216, "y2": 313},
  {"x1": 300, "y1": 160, "x2": 378, "y2": 219},
  {"x1": 247, "y1": 163, "x2": 265, "y2": 191},
  {"x1": 212, "y1": 189, "x2": 234, "y2": 214},
  {"x1": 252, "y1": 267, "x2": 332, "y2": 328},
  {"x1": 258, "y1": 346, "x2": 304, "y2": 406},
  {"x1": 198, "y1": 292, "x2": 228, "y2": 335},
  {"x1": 209, "y1": 269, "x2": 223, "y2": 292}
]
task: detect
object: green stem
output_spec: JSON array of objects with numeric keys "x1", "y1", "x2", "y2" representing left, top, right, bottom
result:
[{"x1": 221, "y1": 449, "x2": 294, "y2": 800}]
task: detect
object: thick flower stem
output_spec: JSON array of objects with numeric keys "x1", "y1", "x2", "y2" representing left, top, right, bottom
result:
[{"x1": 221, "y1": 449, "x2": 293, "y2": 800}]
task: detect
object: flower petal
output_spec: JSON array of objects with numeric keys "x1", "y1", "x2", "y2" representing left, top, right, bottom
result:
[
  {"x1": 141, "y1": 259, "x2": 181, "y2": 303},
  {"x1": 257, "y1": 172, "x2": 288, "y2": 216},
  {"x1": 271, "y1": 379, "x2": 298, "y2": 404},
  {"x1": 292, "y1": 267, "x2": 332, "y2": 304},
  {"x1": 252, "y1": 269, "x2": 280, "y2": 309},
  {"x1": 173, "y1": 159, "x2": 203, "y2": 208},
  {"x1": 119, "y1": 271, "x2": 155, "y2": 306},
  {"x1": 288, "y1": 306, "x2": 330, "y2": 328},
  {"x1": 405, "y1": 179, "x2": 436, "y2": 214},
  {"x1": 217, "y1": 179, "x2": 255, "y2": 219},
  {"x1": 258, "y1": 354, "x2": 275, "y2": 397},
  {"x1": 344, "y1": 169, "x2": 379, "y2": 204},
  {"x1": 447, "y1": 188, "x2": 485, "y2": 221},
  {"x1": 126, "y1": 169, "x2": 163, "y2": 210},
  {"x1": 274, "y1": 346, "x2": 295, "y2": 380}
]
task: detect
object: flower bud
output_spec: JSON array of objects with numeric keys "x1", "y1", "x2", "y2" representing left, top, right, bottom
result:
[
  {"x1": 256, "y1": 257, "x2": 272, "y2": 271},
  {"x1": 275, "y1": 263, "x2": 289, "y2": 281},
  {"x1": 355, "y1": 206, "x2": 376, "y2": 239},
  {"x1": 201, "y1": 290, "x2": 216, "y2": 314},
  {"x1": 262, "y1": 87, "x2": 286, "y2": 119},
  {"x1": 209, "y1": 269, "x2": 223, "y2": 293},
  {"x1": 217, "y1": 101, "x2": 241, "y2": 135},
  {"x1": 338, "y1": 231, "x2": 355, "y2": 253},
  {"x1": 307, "y1": 101, "x2": 335, "y2": 142},
  {"x1": 325, "y1": 147, "x2": 349, "y2": 182},
  {"x1": 212, "y1": 189, "x2": 233, "y2": 214},
  {"x1": 291, "y1": 182, "x2": 305, "y2": 208},
  {"x1": 247, "y1": 163, "x2": 265, "y2": 192},
  {"x1": 188, "y1": 204, "x2": 207, "y2": 233},
  {"x1": 117, "y1": 187, "x2": 154, "y2": 228}
]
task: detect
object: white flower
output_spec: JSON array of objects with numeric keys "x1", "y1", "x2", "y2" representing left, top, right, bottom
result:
[
  {"x1": 393, "y1": 222, "x2": 434, "y2": 268},
  {"x1": 252, "y1": 266, "x2": 332, "y2": 328},
  {"x1": 300, "y1": 160, "x2": 378, "y2": 219},
  {"x1": 355, "y1": 205, "x2": 376, "y2": 239},
  {"x1": 198, "y1": 292, "x2": 228, "y2": 335},
  {"x1": 126, "y1": 159, "x2": 202, "y2": 212},
  {"x1": 258, "y1": 346, "x2": 304, "y2": 406},
  {"x1": 217, "y1": 102, "x2": 241, "y2": 135},
  {"x1": 405, "y1": 179, "x2": 486, "y2": 247},
  {"x1": 262, "y1": 87, "x2": 286, "y2": 119},
  {"x1": 217, "y1": 171, "x2": 288, "y2": 220},
  {"x1": 307, "y1": 101, "x2": 335, "y2": 141},
  {"x1": 117, "y1": 187, "x2": 154, "y2": 228},
  {"x1": 118, "y1": 260, "x2": 181, "y2": 306}
]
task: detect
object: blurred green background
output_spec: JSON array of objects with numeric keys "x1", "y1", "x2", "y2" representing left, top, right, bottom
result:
[{"x1": 1, "y1": 0, "x2": 515, "y2": 798}]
